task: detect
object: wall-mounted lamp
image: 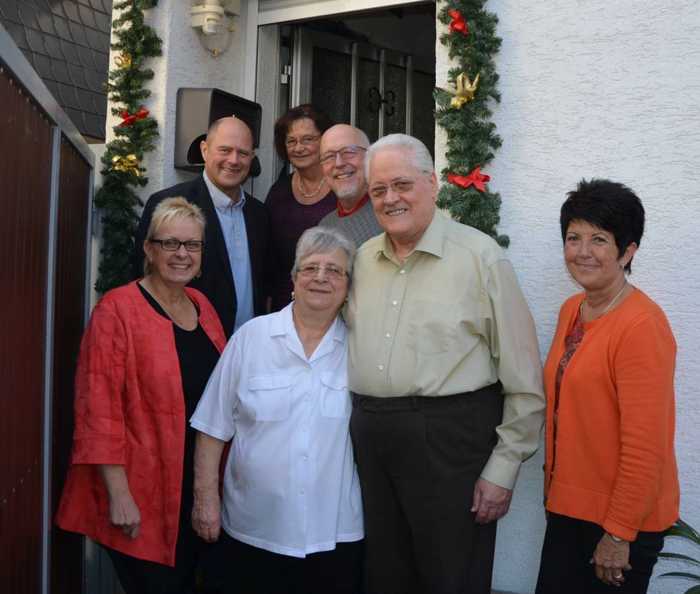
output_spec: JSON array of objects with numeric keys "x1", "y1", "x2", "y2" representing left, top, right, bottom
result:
[{"x1": 190, "y1": 0, "x2": 241, "y2": 57}]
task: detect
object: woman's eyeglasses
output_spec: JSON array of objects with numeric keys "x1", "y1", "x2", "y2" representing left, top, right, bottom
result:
[
  {"x1": 149, "y1": 238, "x2": 204, "y2": 252},
  {"x1": 297, "y1": 263, "x2": 348, "y2": 280}
]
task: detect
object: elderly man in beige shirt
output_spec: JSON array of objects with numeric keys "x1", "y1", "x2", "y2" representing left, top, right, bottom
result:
[{"x1": 346, "y1": 134, "x2": 544, "y2": 594}]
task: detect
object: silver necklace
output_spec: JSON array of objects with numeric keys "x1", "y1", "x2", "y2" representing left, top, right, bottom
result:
[
  {"x1": 296, "y1": 172, "x2": 325, "y2": 199},
  {"x1": 583, "y1": 281, "x2": 628, "y2": 318}
]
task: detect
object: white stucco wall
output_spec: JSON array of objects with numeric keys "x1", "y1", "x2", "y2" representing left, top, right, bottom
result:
[{"x1": 437, "y1": 2, "x2": 700, "y2": 592}]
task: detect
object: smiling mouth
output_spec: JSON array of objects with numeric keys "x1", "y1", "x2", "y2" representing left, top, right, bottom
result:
[
  {"x1": 386, "y1": 208, "x2": 407, "y2": 216},
  {"x1": 334, "y1": 171, "x2": 355, "y2": 180}
]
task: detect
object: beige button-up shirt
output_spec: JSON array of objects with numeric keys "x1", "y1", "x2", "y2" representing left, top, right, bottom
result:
[{"x1": 346, "y1": 211, "x2": 545, "y2": 489}]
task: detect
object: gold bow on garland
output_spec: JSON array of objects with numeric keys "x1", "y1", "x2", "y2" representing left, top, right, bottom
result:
[
  {"x1": 115, "y1": 52, "x2": 132, "y2": 69},
  {"x1": 111, "y1": 154, "x2": 141, "y2": 176},
  {"x1": 447, "y1": 72, "x2": 480, "y2": 109}
]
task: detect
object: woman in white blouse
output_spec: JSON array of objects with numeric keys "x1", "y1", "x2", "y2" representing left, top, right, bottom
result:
[{"x1": 190, "y1": 226, "x2": 363, "y2": 594}]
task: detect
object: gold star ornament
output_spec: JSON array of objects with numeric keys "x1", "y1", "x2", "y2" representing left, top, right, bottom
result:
[{"x1": 448, "y1": 72, "x2": 480, "y2": 109}]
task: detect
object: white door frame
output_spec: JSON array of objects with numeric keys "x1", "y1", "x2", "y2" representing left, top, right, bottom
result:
[{"x1": 257, "y1": 0, "x2": 429, "y2": 26}]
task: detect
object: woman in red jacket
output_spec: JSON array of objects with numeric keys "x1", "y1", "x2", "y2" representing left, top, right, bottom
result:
[
  {"x1": 536, "y1": 179, "x2": 679, "y2": 593},
  {"x1": 56, "y1": 197, "x2": 227, "y2": 593}
]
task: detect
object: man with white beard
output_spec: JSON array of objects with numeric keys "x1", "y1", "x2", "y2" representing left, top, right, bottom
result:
[{"x1": 319, "y1": 124, "x2": 382, "y2": 246}]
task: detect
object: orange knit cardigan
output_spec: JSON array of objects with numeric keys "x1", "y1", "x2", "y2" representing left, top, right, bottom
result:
[{"x1": 543, "y1": 288, "x2": 679, "y2": 541}]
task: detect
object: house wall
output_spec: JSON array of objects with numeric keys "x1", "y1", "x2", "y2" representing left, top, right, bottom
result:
[{"x1": 435, "y1": 2, "x2": 700, "y2": 592}]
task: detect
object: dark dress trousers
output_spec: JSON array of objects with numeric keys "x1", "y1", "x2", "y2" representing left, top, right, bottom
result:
[{"x1": 132, "y1": 176, "x2": 270, "y2": 338}]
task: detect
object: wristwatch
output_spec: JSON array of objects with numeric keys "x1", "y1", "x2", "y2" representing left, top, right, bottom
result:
[{"x1": 607, "y1": 532, "x2": 625, "y2": 543}]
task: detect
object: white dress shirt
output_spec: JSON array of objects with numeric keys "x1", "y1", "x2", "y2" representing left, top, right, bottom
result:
[
  {"x1": 203, "y1": 171, "x2": 254, "y2": 330},
  {"x1": 191, "y1": 304, "x2": 364, "y2": 558}
]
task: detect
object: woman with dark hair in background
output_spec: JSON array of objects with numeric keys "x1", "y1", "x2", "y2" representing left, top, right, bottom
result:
[
  {"x1": 536, "y1": 179, "x2": 679, "y2": 593},
  {"x1": 56, "y1": 197, "x2": 227, "y2": 594},
  {"x1": 266, "y1": 104, "x2": 336, "y2": 311}
]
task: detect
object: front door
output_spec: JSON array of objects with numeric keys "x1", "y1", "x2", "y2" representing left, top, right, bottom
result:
[
  {"x1": 293, "y1": 26, "x2": 435, "y2": 150},
  {"x1": 253, "y1": 3, "x2": 436, "y2": 198}
]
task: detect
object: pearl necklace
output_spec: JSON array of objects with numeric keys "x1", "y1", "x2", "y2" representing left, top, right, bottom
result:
[
  {"x1": 582, "y1": 281, "x2": 628, "y2": 319},
  {"x1": 296, "y1": 173, "x2": 325, "y2": 199}
]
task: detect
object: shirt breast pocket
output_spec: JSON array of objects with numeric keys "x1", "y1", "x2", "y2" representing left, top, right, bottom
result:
[
  {"x1": 320, "y1": 372, "x2": 351, "y2": 419},
  {"x1": 408, "y1": 300, "x2": 459, "y2": 354},
  {"x1": 245, "y1": 375, "x2": 292, "y2": 421}
]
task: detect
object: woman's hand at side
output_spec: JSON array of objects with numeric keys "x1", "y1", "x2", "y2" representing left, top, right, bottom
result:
[
  {"x1": 192, "y1": 489, "x2": 221, "y2": 542},
  {"x1": 99, "y1": 465, "x2": 141, "y2": 539},
  {"x1": 591, "y1": 533, "x2": 632, "y2": 587},
  {"x1": 191, "y1": 431, "x2": 227, "y2": 542}
]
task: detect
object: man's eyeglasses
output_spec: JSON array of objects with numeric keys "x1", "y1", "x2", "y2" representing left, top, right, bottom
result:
[
  {"x1": 368, "y1": 179, "x2": 416, "y2": 200},
  {"x1": 285, "y1": 135, "x2": 320, "y2": 148},
  {"x1": 297, "y1": 263, "x2": 348, "y2": 280},
  {"x1": 149, "y1": 238, "x2": 205, "y2": 252},
  {"x1": 320, "y1": 145, "x2": 367, "y2": 165}
]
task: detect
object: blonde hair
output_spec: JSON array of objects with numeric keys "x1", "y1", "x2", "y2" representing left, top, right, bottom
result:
[{"x1": 143, "y1": 196, "x2": 206, "y2": 276}]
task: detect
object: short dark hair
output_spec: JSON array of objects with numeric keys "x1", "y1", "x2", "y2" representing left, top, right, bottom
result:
[
  {"x1": 273, "y1": 104, "x2": 334, "y2": 160},
  {"x1": 560, "y1": 179, "x2": 645, "y2": 273}
]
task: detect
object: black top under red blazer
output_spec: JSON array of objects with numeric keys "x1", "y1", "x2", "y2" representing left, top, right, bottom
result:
[{"x1": 132, "y1": 176, "x2": 270, "y2": 338}]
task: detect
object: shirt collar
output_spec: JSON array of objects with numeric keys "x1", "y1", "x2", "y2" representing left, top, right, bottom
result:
[
  {"x1": 337, "y1": 193, "x2": 369, "y2": 218},
  {"x1": 271, "y1": 303, "x2": 346, "y2": 359},
  {"x1": 375, "y1": 210, "x2": 445, "y2": 262},
  {"x1": 203, "y1": 170, "x2": 246, "y2": 212}
]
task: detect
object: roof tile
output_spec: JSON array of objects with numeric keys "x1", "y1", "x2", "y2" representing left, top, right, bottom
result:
[
  {"x1": 58, "y1": 82, "x2": 81, "y2": 109},
  {"x1": 30, "y1": 51, "x2": 53, "y2": 80},
  {"x1": 60, "y1": 39, "x2": 81, "y2": 65},
  {"x1": 51, "y1": 59, "x2": 72, "y2": 85},
  {"x1": 17, "y1": 3, "x2": 39, "y2": 29},
  {"x1": 68, "y1": 19, "x2": 88, "y2": 46},
  {"x1": 25, "y1": 26, "x2": 47, "y2": 55},
  {"x1": 62, "y1": 1, "x2": 80, "y2": 24},
  {"x1": 78, "y1": 4, "x2": 97, "y2": 28},
  {"x1": 68, "y1": 62, "x2": 88, "y2": 89},
  {"x1": 0, "y1": 0, "x2": 21, "y2": 22},
  {"x1": 52, "y1": 15, "x2": 73, "y2": 42},
  {"x1": 42, "y1": 35, "x2": 64, "y2": 60}
]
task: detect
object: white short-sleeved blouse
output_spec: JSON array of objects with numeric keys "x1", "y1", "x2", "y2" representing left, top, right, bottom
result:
[{"x1": 191, "y1": 304, "x2": 364, "y2": 558}]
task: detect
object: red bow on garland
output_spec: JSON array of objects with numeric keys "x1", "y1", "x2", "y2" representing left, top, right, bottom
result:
[
  {"x1": 119, "y1": 106, "x2": 149, "y2": 127},
  {"x1": 448, "y1": 9, "x2": 469, "y2": 36},
  {"x1": 447, "y1": 167, "x2": 491, "y2": 192}
]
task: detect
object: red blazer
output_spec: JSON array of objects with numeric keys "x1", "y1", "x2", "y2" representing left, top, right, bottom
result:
[
  {"x1": 56, "y1": 282, "x2": 227, "y2": 566},
  {"x1": 543, "y1": 289, "x2": 679, "y2": 541}
]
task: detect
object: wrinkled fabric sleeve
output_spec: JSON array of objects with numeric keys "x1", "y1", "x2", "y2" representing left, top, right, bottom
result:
[
  {"x1": 71, "y1": 299, "x2": 129, "y2": 465},
  {"x1": 190, "y1": 330, "x2": 243, "y2": 441},
  {"x1": 480, "y1": 259, "x2": 546, "y2": 490},
  {"x1": 603, "y1": 313, "x2": 676, "y2": 541}
]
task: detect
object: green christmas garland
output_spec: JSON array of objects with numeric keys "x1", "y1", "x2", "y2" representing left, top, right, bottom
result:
[
  {"x1": 436, "y1": 0, "x2": 508, "y2": 247},
  {"x1": 94, "y1": 0, "x2": 162, "y2": 293}
]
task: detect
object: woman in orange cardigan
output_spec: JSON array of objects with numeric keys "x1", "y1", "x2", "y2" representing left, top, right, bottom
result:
[
  {"x1": 536, "y1": 180, "x2": 679, "y2": 593},
  {"x1": 56, "y1": 197, "x2": 227, "y2": 593}
]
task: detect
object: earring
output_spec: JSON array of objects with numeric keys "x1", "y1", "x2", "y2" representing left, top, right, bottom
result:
[{"x1": 291, "y1": 291, "x2": 295, "y2": 301}]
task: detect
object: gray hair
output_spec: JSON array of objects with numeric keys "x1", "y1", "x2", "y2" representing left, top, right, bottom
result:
[
  {"x1": 144, "y1": 196, "x2": 205, "y2": 276},
  {"x1": 291, "y1": 226, "x2": 357, "y2": 279},
  {"x1": 365, "y1": 133, "x2": 434, "y2": 180}
]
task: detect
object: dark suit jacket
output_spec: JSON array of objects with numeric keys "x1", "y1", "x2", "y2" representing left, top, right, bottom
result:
[{"x1": 132, "y1": 176, "x2": 270, "y2": 338}]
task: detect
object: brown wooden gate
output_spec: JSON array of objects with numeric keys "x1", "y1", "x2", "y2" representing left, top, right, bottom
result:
[{"x1": 1, "y1": 23, "x2": 94, "y2": 594}]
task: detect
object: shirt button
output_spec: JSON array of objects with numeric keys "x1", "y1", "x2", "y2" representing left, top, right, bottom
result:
[
  {"x1": 385, "y1": 333, "x2": 391, "y2": 339},
  {"x1": 399, "y1": 269, "x2": 406, "y2": 275},
  {"x1": 303, "y1": 455, "x2": 308, "y2": 461},
  {"x1": 378, "y1": 364, "x2": 384, "y2": 371},
  {"x1": 392, "y1": 300, "x2": 398, "y2": 306},
  {"x1": 300, "y1": 489, "x2": 305, "y2": 495}
]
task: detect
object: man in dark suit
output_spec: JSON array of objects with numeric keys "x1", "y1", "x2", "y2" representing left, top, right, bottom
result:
[{"x1": 133, "y1": 116, "x2": 269, "y2": 338}]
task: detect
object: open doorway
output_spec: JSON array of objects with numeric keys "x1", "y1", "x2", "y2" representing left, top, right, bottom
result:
[{"x1": 254, "y1": 3, "x2": 436, "y2": 197}]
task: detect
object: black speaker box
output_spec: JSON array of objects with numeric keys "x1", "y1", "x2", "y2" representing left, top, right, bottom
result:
[{"x1": 174, "y1": 88, "x2": 262, "y2": 174}]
